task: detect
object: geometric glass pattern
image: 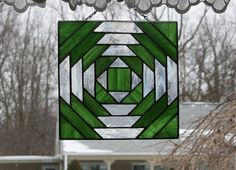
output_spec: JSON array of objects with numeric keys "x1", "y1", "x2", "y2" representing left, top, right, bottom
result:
[{"x1": 59, "y1": 21, "x2": 179, "y2": 139}]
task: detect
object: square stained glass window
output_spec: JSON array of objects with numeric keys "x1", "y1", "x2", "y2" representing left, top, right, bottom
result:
[{"x1": 58, "y1": 21, "x2": 179, "y2": 140}]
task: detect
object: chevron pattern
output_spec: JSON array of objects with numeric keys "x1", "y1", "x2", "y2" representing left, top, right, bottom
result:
[{"x1": 59, "y1": 21, "x2": 179, "y2": 140}]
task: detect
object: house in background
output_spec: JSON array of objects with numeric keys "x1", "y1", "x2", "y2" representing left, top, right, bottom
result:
[
  {"x1": 0, "y1": 103, "x2": 217, "y2": 170},
  {"x1": 61, "y1": 103, "x2": 217, "y2": 170}
]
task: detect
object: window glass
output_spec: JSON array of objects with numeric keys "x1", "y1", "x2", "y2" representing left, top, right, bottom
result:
[
  {"x1": 82, "y1": 164, "x2": 90, "y2": 170},
  {"x1": 81, "y1": 163, "x2": 107, "y2": 170},
  {"x1": 133, "y1": 164, "x2": 149, "y2": 170}
]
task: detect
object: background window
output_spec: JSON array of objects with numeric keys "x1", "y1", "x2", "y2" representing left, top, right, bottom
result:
[
  {"x1": 81, "y1": 163, "x2": 107, "y2": 170},
  {"x1": 132, "y1": 163, "x2": 149, "y2": 170}
]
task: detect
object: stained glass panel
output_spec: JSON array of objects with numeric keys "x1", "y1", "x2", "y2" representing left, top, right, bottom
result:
[{"x1": 59, "y1": 21, "x2": 179, "y2": 140}]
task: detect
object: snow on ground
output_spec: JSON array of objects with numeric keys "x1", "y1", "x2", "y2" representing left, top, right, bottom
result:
[{"x1": 63, "y1": 141, "x2": 113, "y2": 153}]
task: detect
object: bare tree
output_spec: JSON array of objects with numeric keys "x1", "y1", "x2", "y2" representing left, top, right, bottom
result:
[
  {"x1": 0, "y1": 6, "x2": 57, "y2": 155},
  {"x1": 160, "y1": 95, "x2": 236, "y2": 170},
  {"x1": 179, "y1": 14, "x2": 236, "y2": 102}
]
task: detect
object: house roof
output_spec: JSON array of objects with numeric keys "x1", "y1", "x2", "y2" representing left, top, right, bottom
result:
[
  {"x1": 0, "y1": 156, "x2": 60, "y2": 163},
  {"x1": 62, "y1": 103, "x2": 218, "y2": 156}
]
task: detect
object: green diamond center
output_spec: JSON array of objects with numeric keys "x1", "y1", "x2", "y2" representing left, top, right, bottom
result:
[{"x1": 108, "y1": 68, "x2": 131, "y2": 92}]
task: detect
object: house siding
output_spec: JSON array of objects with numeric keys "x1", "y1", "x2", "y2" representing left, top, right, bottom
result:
[
  {"x1": 0, "y1": 163, "x2": 59, "y2": 170},
  {"x1": 0, "y1": 163, "x2": 42, "y2": 170}
]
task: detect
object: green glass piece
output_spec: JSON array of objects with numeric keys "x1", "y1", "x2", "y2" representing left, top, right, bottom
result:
[
  {"x1": 120, "y1": 57, "x2": 143, "y2": 78},
  {"x1": 71, "y1": 33, "x2": 106, "y2": 67},
  {"x1": 84, "y1": 90, "x2": 111, "y2": 116},
  {"x1": 96, "y1": 57, "x2": 117, "y2": 78},
  {"x1": 131, "y1": 34, "x2": 166, "y2": 66},
  {"x1": 155, "y1": 116, "x2": 178, "y2": 138},
  {"x1": 60, "y1": 98, "x2": 101, "y2": 139},
  {"x1": 108, "y1": 68, "x2": 131, "y2": 92},
  {"x1": 129, "y1": 90, "x2": 155, "y2": 116},
  {"x1": 135, "y1": 22, "x2": 177, "y2": 63},
  {"x1": 121, "y1": 83, "x2": 142, "y2": 103},
  {"x1": 138, "y1": 99, "x2": 178, "y2": 138},
  {"x1": 59, "y1": 22, "x2": 101, "y2": 62},
  {"x1": 152, "y1": 22, "x2": 177, "y2": 46},
  {"x1": 96, "y1": 82, "x2": 118, "y2": 104},
  {"x1": 71, "y1": 94, "x2": 105, "y2": 128},
  {"x1": 83, "y1": 45, "x2": 109, "y2": 71},
  {"x1": 133, "y1": 94, "x2": 167, "y2": 127},
  {"x1": 59, "y1": 22, "x2": 84, "y2": 45},
  {"x1": 128, "y1": 45, "x2": 154, "y2": 70},
  {"x1": 60, "y1": 115, "x2": 84, "y2": 139}
]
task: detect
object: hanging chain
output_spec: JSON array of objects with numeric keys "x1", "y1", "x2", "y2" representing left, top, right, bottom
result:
[
  {"x1": 85, "y1": 10, "x2": 97, "y2": 20},
  {"x1": 134, "y1": 8, "x2": 150, "y2": 21}
]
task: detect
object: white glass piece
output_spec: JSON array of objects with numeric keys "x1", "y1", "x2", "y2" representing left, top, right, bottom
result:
[
  {"x1": 98, "y1": 116, "x2": 140, "y2": 127},
  {"x1": 1, "y1": 0, "x2": 45, "y2": 12},
  {"x1": 155, "y1": 59, "x2": 166, "y2": 101},
  {"x1": 143, "y1": 63, "x2": 154, "y2": 97},
  {"x1": 98, "y1": 34, "x2": 139, "y2": 45},
  {"x1": 102, "y1": 104, "x2": 136, "y2": 115},
  {"x1": 94, "y1": 128, "x2": 144, "y2": 139},
  {"x1": 109, "y1": 92, "x2": 129, "y2": 102},
  {"x1": 102, "y1": 45, "x2": 135, "y2": 56},
  {"x1": 59, "y1": 56, "x2": 70, "y2": 104},
  {"x1": 97, "y1": 71, "x2": 107, "y2": 89},
  {"x1": 167, "y1": 56, "x2": 178, "y2": 105},
  {"x1": 132, "y1": 72, "x2": 142, "y2": 89},
  {"x1": 110, "y1": 58, "x2": 128, "y2": 68},
  {"x1": 72, "y1": 59, "x2": 83, "y2": 101},
  {"x1": 95, "y1": 22, "x2": 143, "y2": 33},
  {"x1": 84, "y1": 64, "x2": 95, "y2": 97}
]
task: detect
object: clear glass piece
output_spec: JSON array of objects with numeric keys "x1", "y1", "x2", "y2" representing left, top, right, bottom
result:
[
  {"x1": 102, "y1": 45, "x2": 136, "y2": 56},
  {"x1": 167, "y1": 56, "x2": 178, "y2": 104},
  {"x1": 102, "y1": 104, "x2": 137, "y2": 115},
  {"x1": 95, "y1": 22, "x2": 143, "y2": 33},
  {"x1": 72, "y1": 59, "x2": 83, "y2": 101},
  {"x1": 59, "y1": 56, "x2": 70, "y2": 104},
  {"x1": 143, "y1": 63, "x2": 154, "y2": 97},
  {"x1": 97, "y1": 71, "x2": 107, "y2": 89},
  {"x1": 98, "y1": 34, "x2": 139, "y2": 45},
  {"x1": 98, "y1": 116, "x2": 141, "y2": 127},
  {"x1": 155, "y1": 59, "x2": 166, "y2": 101},
  {"x1": 109, "y1": 92, "x2": 129, "y2": 102},
  {"x1": 110, "y1": 58, "x2": 129, "y2": 68},
  {"x1": 132, "y1": 72, "x2": 142, "y2": 89},
  {"x1": 94, "y1": 128, "x2": 144, "y2": 139},
  {"x1": 84, "y1": 64, "x2": 95, "y2": 97}
]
